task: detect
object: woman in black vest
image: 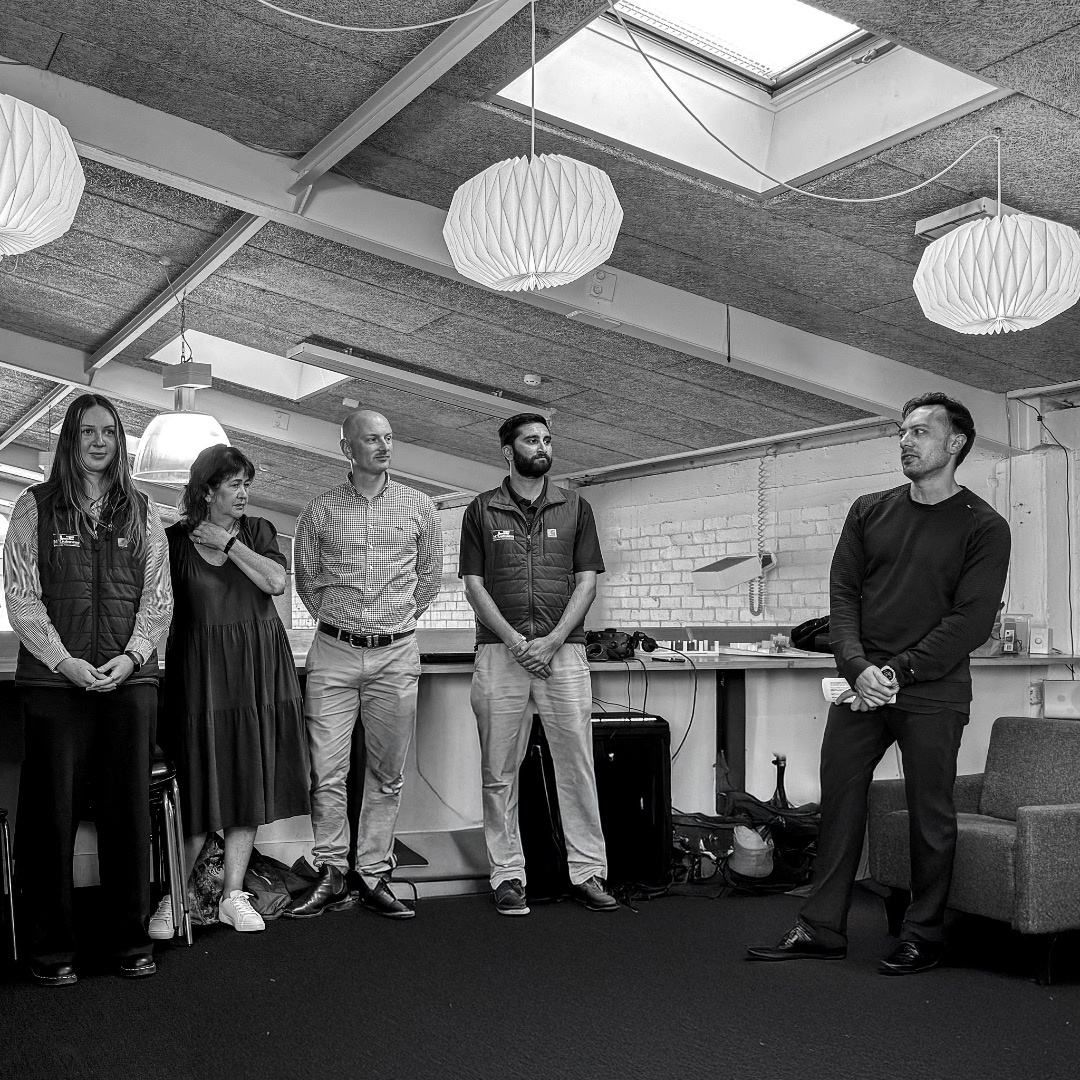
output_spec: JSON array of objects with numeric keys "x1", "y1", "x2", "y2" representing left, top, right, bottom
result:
[{"x1": 3, "y1": 394, "x2": 173, "y2": 985}]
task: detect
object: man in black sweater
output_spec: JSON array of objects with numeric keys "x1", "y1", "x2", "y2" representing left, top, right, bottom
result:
[{"x1": 748, "y1": 392, "x2": 1011, "y2": 975}]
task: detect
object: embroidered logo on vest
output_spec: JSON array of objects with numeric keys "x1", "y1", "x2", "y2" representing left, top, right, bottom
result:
[
  {"x1": 53, "y1": 533, "x2": 80, "y2": 548},
  {"x1": 546, "y1": 528, "x2": 558, "y2": 538},
  {"x1": 492, "y1": 529, "x2": 514, "y2": 541}
]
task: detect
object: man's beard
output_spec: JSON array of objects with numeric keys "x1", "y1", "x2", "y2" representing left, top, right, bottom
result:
[{"x1": 514, "y1": 447, "x2": 552, "y2": 477}]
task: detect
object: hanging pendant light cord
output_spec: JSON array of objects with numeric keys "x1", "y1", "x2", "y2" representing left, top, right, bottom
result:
[
  {"x1": 608, "y1": 4, "x2": 1002, "y2": 204},
  {"x1": 530, "y1": 0, "x2": 536, "y2": 160},
  {"x1": 249, "y1": 0, "x2": 513, "y2": 33}
]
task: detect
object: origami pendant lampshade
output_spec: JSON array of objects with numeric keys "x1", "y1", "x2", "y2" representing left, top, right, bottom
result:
[
  {"x1": 913, "y1": 212, "x2": 1080, "y2": 334},
  {"x1": 0, "y1": 93, "x2": 85, "y2": 257},
  {"x1": 442, "y1": 152, "x2": 623, "y2": 292}
]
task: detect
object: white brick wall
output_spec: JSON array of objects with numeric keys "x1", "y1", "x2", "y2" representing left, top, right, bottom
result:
[{"x1": 286, "y1": 435, "x2": 1014, "y2": 634}]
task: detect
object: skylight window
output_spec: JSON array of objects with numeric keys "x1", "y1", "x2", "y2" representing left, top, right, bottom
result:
[
  {"x1": 150, "y1": 332, "x2": 350, "y2": 402},
  {"x1": 612, "y1": 0, "x2": 864, "y2": 86}
]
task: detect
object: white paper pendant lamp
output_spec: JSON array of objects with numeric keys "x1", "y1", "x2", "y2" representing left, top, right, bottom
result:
[
  {"x1": 913, "y1": 213, "x2": 1080, "y2": 334},
  {"x1": 442, "y1": 153, "x2": 623, "y2": 292},
  {"x1": 0, "y1": 94, "x2": 85, "y2": 257}
]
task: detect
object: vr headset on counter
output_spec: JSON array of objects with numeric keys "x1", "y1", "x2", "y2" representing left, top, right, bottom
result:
[{"x1": 585, "y1": 628, "x2": 658, "y2": 661}]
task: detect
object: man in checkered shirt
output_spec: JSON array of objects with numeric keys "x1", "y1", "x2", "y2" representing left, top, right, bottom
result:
[{"x1": 286, "y1": 409, "x2": 442, "y2": 920}]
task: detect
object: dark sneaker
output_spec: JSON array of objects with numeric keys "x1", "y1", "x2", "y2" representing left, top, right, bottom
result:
[
  {"x1": 570, "y1": 876, "x2": 618, "y2": 912},
  {"x1": 494, "y1": 879, "x2": 530, "y2": 916}
]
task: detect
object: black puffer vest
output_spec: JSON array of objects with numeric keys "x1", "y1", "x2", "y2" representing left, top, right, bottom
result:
[
  {"x1": 472, "y1": 479, "x2": 585, "y2": 646},
  {"x1": 15, "y1": 483, "x2": 160, "y2": 687}
]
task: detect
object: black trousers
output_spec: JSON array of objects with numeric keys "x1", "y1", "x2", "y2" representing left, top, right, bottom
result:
[
  {"x1": 17, "y1": 683, "x2": 155, "y2": 965},
  {"x1": 798, "y1": 702, "x2": 966, "y2": 947}
]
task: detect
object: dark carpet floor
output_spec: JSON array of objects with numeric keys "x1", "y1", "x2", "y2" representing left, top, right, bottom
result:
[{"x1": 1, "y1": 884, "x2": 1079, "y2": 1080}]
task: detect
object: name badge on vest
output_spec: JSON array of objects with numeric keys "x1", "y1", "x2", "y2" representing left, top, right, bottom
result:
[
  {"x1": 53, "y1": 533, "x2": 80, "y2": 548},
  {"x1": 492, "y1": 529, "x2": 514, "y2": 541},
  {"x1": 546, "y1": 528, "x2": 558, "y2": 538}
]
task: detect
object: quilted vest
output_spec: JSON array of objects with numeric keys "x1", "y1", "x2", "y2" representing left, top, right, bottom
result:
[
  {"x1": 472, "y1": 479, "x2": 585, "y2": 646},
  {"x1": 15, "y1": 483, "x2": 160, "y2": 687}
]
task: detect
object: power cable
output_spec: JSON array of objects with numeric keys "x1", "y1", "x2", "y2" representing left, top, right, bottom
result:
[
  {"x1": 607, "y1": 3, "x2": 1003, "y2": 204},
  {"x1": 1017, "y1": 398, "x2": 1076, "y2": 672},
  {"x1": 249, "y1": 0, "x2": 511, "y2": 33}
]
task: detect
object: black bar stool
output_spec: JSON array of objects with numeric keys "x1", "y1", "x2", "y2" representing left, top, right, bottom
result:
[
  {"x1": 149, "y1": 760, "x2": 193, "y2": 946},
  {"x1": 0, "y1": 807, "x2": 15, "y2": 963}
]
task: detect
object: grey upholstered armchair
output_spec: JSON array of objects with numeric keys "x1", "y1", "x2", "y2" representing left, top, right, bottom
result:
[{"x1": 868, "y1": 715, "x2": 1080, "y2": 983}]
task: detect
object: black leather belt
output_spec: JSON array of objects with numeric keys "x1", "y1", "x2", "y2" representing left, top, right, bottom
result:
[{"x1": 318, "y1": 622, "x2": 415, "y2": 649}]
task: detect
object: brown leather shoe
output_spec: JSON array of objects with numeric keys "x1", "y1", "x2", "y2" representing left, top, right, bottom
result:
[
  {"x1": 283, "y1": 864, "x2": 355, "y2": 918},
  {"x1": 746, "y1": 924, "x2": 847, "y2": 961},
  {"x1": 355, "y1": 876, "x2": 415, "y2": 919},
  {"x1": 878, "y1": 940, "x2": 943, "y2": 976}
]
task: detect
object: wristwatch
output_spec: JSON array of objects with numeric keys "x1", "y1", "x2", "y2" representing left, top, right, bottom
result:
[{"x1": 125, "y1": 650, "x2": 144, "y2": 669}]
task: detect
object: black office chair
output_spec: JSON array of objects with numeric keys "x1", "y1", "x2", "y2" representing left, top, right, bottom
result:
[
  {"x1": 149, "y1": 759, "x2": 193, "y2": 946},
  {"x1": 0, "y1": 807, "x2": 15, "y2": 963}
]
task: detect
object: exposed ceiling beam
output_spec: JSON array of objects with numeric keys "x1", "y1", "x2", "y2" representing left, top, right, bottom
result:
[
  {"x1": 85, "y1": 213, "x2": 269, "y2": 373},
  {"x1": 288, "y1": 0, "x2": 531, "y2": 195},
  {"x1": 0, "y1": 329, "x2": 506, "y2": 494},
  {"x1": 0, "y1": 383, "x2": 75, "y2": 451},
  {"x1": 0, "y1": 60, "x2": 1011, "y2": 451}
]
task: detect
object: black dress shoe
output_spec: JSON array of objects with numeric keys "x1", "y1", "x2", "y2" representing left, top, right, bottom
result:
[
  {"x1": 283, "y1": 863, "x2": 355, "y2": 918},
  {"x1": 355, "y1": 876, "x2": 415, "y2": 919},
  {"x1": 29, "y1": 960, "x2": 77, "y2": 986},
  {"x1": 746, "y1": 924, "x2": 847, "y2": 962},
  {"x1": 116, "y1": 955, "x2": 157, "y2": 979},
  {"x1": 878, "y1": 940, "x2": 943, "y2": 976}
]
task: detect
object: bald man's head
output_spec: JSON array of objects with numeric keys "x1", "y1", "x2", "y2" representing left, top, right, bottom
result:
[{"x1": 341, "y1": 409, "x2": 393, "y2": 481}]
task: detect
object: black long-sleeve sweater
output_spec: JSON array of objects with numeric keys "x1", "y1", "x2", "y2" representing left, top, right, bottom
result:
[{"x1": 829, "y1": 484, "x2": 1011, "y2": 712}]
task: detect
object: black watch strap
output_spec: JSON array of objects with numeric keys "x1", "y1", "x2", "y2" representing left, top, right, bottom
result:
[{"x1": 125, "y1": 650, "x2": 144, "y2": 669}]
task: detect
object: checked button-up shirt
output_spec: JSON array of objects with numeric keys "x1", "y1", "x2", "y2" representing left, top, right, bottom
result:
[{"x1": 294, "y1": 474, "x2": 443, "y2": 636}]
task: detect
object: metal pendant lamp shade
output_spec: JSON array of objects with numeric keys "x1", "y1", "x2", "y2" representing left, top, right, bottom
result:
[
  {"x1": 0, "y1": 94, "x2": 85, "y2": 257},
  {"x1": 132, "y1": 412, "x2": 230, "y2": 485},
  {"x1": 132, "y1": 362, "x2": 229, "y2": 485},
  {"x1": 913, "y1": 213, "x2": 1080, "y2": 334},
  {"x1": 442, "y1": 153, "x2": 623, "y2": 292}
]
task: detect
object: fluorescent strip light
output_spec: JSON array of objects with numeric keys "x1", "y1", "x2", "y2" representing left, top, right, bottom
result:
[{"x1": 287, "y1": 342, "x2": 548, "y2": 420}]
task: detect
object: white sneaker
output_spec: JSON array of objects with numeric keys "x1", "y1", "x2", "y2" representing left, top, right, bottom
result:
[
  {"x1": 218, "y1": 890, "x2": 266, "y2": 932},
  {"x1": 148, "y1": 895, "x2": 175, "y2": 940}
]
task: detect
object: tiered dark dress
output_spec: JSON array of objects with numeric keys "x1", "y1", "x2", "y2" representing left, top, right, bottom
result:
[{"x1": 163, "y1": 517, "x2": 310, "y2": 835}]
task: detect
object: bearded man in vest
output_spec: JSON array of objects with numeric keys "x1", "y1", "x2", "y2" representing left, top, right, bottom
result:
[
  {"x1": 459, "y1": 413, "x2": 616, "y2": 916},
  {"x1": 3, "y1": 394, "x2": 173, "y2": 984}
]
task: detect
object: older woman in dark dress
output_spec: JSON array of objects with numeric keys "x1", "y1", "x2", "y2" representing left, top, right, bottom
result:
[{"x1": 152, "y1": 444, "x2": 309, "y2": 935}]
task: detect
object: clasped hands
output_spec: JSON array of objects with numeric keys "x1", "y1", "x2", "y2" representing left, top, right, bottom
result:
[
  {"x1": 509, "y1": 635, "x2": 559, "y2": 679},
  {"x1": 57, "y1": 653, "x2": 135, "y2": 692},
  {"x1": 844, "y1": 665, "x2": 899, "y2": 711}
]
